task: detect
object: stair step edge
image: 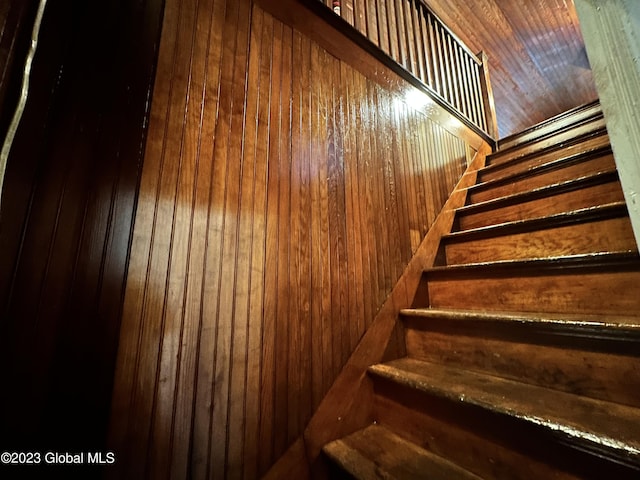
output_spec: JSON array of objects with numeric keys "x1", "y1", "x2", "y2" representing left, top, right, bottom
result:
[
  {"x1": 398, "y1": 308, "x2": 640, "y2": 351},
  {"x1": 456, "y1": 170, "x2": 620, "y2": 216},
  {"x1": 490, "y1": 115, "x2": 606, "y2": 161},
  {"x1": 469, "y1": 147, "x2": 613, "y2": 193},
  {"x1": 368, "y1": 359, "x2": 640, "y2": 459},
  {"x1": 497, "y1": 101, "x2": 603, "y2": 151},
  {"x1": 424, "y1": 251, "x2": 640, "y2": 276},
  {"x1": 399, "y1": 308, "x2": 640, "y2": 328},
  {"x1": 444, "y1": 202, "x2": 629, "y2": 242},
  {"x1": 483, "y1": 134, "x2": 610, "y2": 176}
]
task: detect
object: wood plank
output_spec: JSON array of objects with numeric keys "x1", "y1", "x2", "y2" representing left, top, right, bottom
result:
[
  {"x1": 403, "y1": 312, "x2": 640, "y2": 407},
  {"x1": 297, "y1": 29, "x2": 313, "y2": 439},
  {"x1": 402, "y1": 0, "x2": 417, "y2": 77},
  {"x1": 365, "y1": 0, "x2": 378, "y2": 46},
  {"x1": 376, "y1": 0, "x2": 390, "y2": 55},
  {"x1": 161, "y1": 0, "x2": 218, "y2": 475},
  {"x1": 469, "y1": 153, "x2": 617, "y2": 204},
  {"x1": 259, "y1": 10, "x2": 282, "y2": 474},
  {"x1": 411, "y1": 3, "x2": 426, "y2": 84},
  {"x1": 188, "y1": 0, "x2": 231, "y2": 476},
  {"x1": 352, "y1": 0, "x2": 366, "y2": 35},
  {"x1": 424, "y1": 253, "x2": 640, "y2": 315},
  {"x1": 385, "y1": 0, "x2": 400, "y2": 63},
  {"x1": 445, "y1": 206, "x2": 636, "y2": 264},
  {"x1": 287, "y1": 27, "x2": 304, "y2": 446},
  {"x1": 372, "y1": 359, "x2": 637, "y2": 478},
  {"x1": 488, "y1": 116, "x2": 607, "y2": 166},
  {"x1": 479, "y1": 135, "x2": 610, "y2": 183},
  {"x1": 273, "y1": 19, "x2": 293, "y2": 462}
]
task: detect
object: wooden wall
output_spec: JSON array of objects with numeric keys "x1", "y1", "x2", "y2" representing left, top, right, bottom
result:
[
  {"x1": 0, "y1": 0, "x2": 164, "y2": 456},
  {"x1": 108, "y1": 0, "x2": 478, "y2": 478}
]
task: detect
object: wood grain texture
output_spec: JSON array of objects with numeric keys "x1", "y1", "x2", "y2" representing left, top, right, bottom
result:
[
  {"x1": 469, "y1": 153, "x2": 617, "y2": 204},
  {"x1": 0, "y1": 0, "x2": 164, "y2": 456},
  {"x1": 445, "y1": 212, "x2": 636, "y2": 264},
  {"x1": 314, "y1": 0, "x2": 489, "y2": 135},
  {"x1": 108, "y1": 1, "x2": 481, "y2": 478},
  {"x1": 456, "y1": 175, "x2": 625, "y2": 231},
  {"x1": 262, "y1": 144, "x2": 490, "y2": 478},
  {"x1": 404, "y1": 319, "x2": 640, "y2": 408}
]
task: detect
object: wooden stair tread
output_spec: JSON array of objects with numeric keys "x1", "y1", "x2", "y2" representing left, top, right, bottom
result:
[
  {"x1": 488, "y1": 115, "x2": 607, "y2": 165},
  {"x1": 497, "y1": 101, "x2": 603, "y2": 151},
  {"x1": 425, "y1": 250, "x2": 640, "y2": 276},
  {"x1": 456, "y1": 170, "x2": 620, "y2": 216},
  {"x1": 481, "y1": 133, "x2": 610, "y2": 179},
  {"x1": 469, "y1": 148, "x2": 613, "y2": 194},
  {"x1": 323, "y1": 424, "x2": 483, "y2": 480},
  {"x1": 368, "y1": 358, "x2": 640, "y2": 461},
  {"x1": 444, "y1": 202, "x2": 629, "y2": 242}
]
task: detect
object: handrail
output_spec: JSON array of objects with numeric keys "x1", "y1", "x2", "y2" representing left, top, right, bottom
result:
[{"x1": 317, "y1": 0, "x2": 498, "y2": 139}]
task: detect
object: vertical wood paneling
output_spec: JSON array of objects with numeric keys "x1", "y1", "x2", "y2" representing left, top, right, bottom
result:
[
  {"x1": 0, "y1": 0, "x2": 164, "y2": 458},
  {"x1": 109, "y1": 1, "x2": 472, "y2": 477}
]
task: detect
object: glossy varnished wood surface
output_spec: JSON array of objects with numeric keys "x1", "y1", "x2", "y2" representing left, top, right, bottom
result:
[
  {"x1": 108, "y1": 1, "x2": 480, "y2": 478},
  {"x1": 314, "y1": 0, "x2": 491, "y2": 135},
  {"x1": 420, "y1": 0, "x2": 598, "y2": 137},
  {"x1": 0, "y1": 0, "x2": 164, "y2": 458}
]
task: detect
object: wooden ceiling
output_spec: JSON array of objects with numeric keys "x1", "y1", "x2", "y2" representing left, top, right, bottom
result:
[{"x1": 424, "y1": 0, "x2": 598, "y2": 138}]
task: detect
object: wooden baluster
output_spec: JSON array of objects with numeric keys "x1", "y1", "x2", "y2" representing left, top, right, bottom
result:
[
  {"x1": 433, "y1": 20, "x2": 448, "y2": 100},
  {"x1": 378, "y1": 0, "x2": 390, "y2": 55},
  {"x1": 426, "y1": 13, "x2": 440, "y2": 95},
  {"x1": 469, "y1": 61, "x2": 484, "y2": 131},
  {"x1": 353, "y1": 0, "x2": 366, "y2": 36},
  {"x1": 464, "y1": 54, "x2": 480, "y2": 128},
  {"x1": 402, "y1": 0, "x2": 417, "y2": 77},
  {"x1": 411, "y1": 1, "x2": 426, "y2": 85},
  {"x1": 386, "y1": 0, "x2": 400, "y2": 63},
  {"x1": 342, "y1": 0, "x2": 354, "y2": 24},
  {"x1": 366, "y1": 0, "x2": 378, "y2": 46},
  {"x1": 456, "y1": 46, "x2": 472, "y2": 122},
  {"x1": 456, "y1": 44, "x2": 473, "y2": 121},
  {"x1": 448, "y1": 35, "x2": 461, "y2": 112},
  {"x1": 467, "y1": 57, "x2": 483, "y2": 127},
  {"x1": 439, "y1": 29, "x2": 456, "y2": 106},
  {"x1": 419, "y1": 5, "x2": 433, "y2": 89},
  {"x1": 394, "y1": 0, "x2": 409, "y2": 69}
]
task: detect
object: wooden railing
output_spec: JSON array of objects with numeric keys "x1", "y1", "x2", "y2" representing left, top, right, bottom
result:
[{"x1": 318, "y1": 0, "x2": 498, "y2": 138}]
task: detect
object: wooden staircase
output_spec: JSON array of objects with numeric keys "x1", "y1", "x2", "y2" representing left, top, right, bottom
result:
[{"x1": 322, "y1": 103, "x2": 640, "y2": 479}]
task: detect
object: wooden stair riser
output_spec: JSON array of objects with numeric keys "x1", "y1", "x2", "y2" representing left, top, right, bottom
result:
[
  {"x1": 372, "y1": 381, "x2": 635, "y2": 480},
  {"x1": 457, "y1": 178, "x2": 625, "y2": 230},
  {"x1": 479, "y1": 135, "x2": 610, "y2": 183},
  {"x1": 422, "y1": 268, "x2": 640, "y2": 315},
  {"x1": 469, "y1": 153, "x2": 616, "y2": 204},
  {"x1": 444, "y1": 215, "x2": 636, "y2": 264},
  {"x1": 403, "y1": 319, "x2": 640, "y2": 408},
  {"x1": 498, "y1": 102, "x2": 603, "y2": 152},
  {"x1": 487, "y1": 116, "x2": 607, "y2": 167}
]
